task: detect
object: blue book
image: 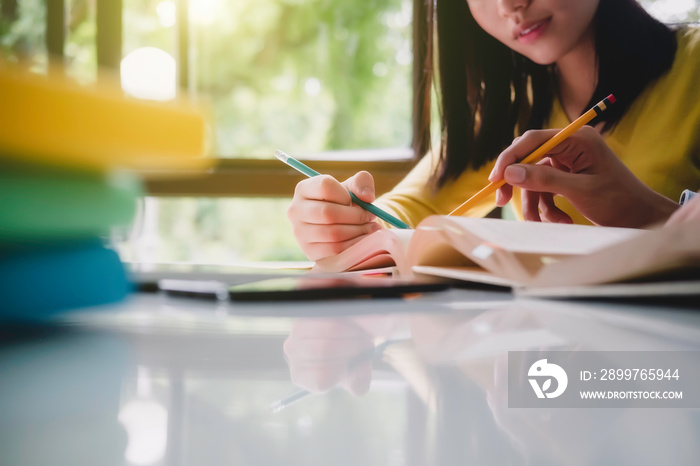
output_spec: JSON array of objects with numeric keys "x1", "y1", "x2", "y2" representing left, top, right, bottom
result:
[{"x1": 0, "y1": 240, "x2": 131, "y2": 320}]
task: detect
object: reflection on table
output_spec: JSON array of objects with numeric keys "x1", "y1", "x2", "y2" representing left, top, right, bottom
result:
[{"x1": 1, "y1": 289, "x2": 699, "y2": 466}]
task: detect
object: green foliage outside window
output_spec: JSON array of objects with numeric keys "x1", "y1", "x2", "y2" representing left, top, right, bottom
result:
[
  {"x1": 0, "y1": 0, "x2": 45, "y2": 63},
  {"x1": 188, "y1": 0, "x2": 412, "y2": 156}
]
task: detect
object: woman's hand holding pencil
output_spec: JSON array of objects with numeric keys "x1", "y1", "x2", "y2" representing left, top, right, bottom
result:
[
  {"x1": 283, "y1": 161, "x2": 385, "y2": 261},
  {"x1": 487, "y1": 126, "x2": 679, "y2": 228},
  {"x1": 450, "y1": 93, "x2": 676, "y2": 228},
  {"x1": 449, "y1": 95, "x2": 617, "y2": 217},
  {"x1": 279, "y1": 150, "x2": 409, "y2": 262}
]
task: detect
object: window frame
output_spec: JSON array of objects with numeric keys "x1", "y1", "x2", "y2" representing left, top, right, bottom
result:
[{"x1": 143, "y1": 157, "x2": 416, "y2": 197}]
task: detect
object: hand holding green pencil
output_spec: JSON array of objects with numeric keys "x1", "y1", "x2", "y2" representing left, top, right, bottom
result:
[
  {"x1": 278, "y1": 149, "x2": 409, "y2": 262},
  {"x1": 276, "y1": 150, "x2": 409, "y2": 229}
]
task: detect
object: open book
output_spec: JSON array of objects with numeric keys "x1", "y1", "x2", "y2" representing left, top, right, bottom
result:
[{"x1": 313, "y1": 216, "x2": 700, "y2": 289}]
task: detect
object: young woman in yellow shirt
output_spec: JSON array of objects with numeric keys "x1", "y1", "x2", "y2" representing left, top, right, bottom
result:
[{"x1": 287, "y1": 0, "x2": 700, "y2": 262}]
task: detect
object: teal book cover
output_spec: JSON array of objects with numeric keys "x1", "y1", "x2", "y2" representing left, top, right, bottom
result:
[{"x1": 0, "y1": 239, "x2": 131, "y2": 319}]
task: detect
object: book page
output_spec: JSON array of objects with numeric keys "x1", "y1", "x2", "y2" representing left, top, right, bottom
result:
[
  {"x1": 412, "y1": 265, "x2": 518, "y2": 288},
  {"x1": 406, "y1": 216, "x2": 648, "y2": 285},
  {"x1": 531, "y1": 221, "x2": 700, "y2": 287},
  {"x1": 313, "y1": 229, "x2": 415, "y2": 274},
  {"x1": 436, "y1": 217, "x2": 641, "y2": 255}
]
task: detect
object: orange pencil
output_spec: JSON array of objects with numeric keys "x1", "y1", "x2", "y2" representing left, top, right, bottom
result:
[{"x1": 449, "y1": 94, "x2": 616, "y2": 217}]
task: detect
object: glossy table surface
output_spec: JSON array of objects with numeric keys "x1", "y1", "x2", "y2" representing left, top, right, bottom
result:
[{"x1": 1, "y1": 286, "x2": 699, "y2": 466}]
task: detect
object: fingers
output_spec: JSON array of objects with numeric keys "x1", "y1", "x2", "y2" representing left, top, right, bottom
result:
[
  {"x1": 288, "y1": 363, "x2": 346, "y2": 393},
  {"x1": 491, "y1": 127, "x2": 673, "y2": 227},
  {"x1": 289, "y1": 172, "x2": 379, "y2": 225},
  {"x1": 491, "y1": 126, "x2": 612, "y2": 187},
  {"x1": 548, "y1": 125, "x2": 611, "y2": 171},
  {"x1": 341, "y1": 361, "x2": 372, "y2": 395},
  {"x1": 504, "y1": 163, "x2": 587, "y2": 198},
  {"x1": 295, "y1": 175, "x2": 353, "y2": 206},
  {"x1": 489, "y1": 129, "x2": 561, "y2": 183},
  {"x1": 521, "y1": 188, "x2": 542, "y2": 222},
  {"x1": 287, "y1": 171, "x2": 386, "y2": 261},
  {"x1": 342, "y1": 171, "x2": 376, "y2": 203},
  {"x1": 538, "y1": 192, "x2": 573, "y2": 224},
  {"x1": 495, "y1": 183, "x2": 513, "y2": 207},
  {"x1": 300, "y1": 222, "x2": 382, "y2": 243},
  {"x1": 301, "y1": 230, "x2": 380, "y2": 262},
  {"x1": 666, "y1": 208, "x2": 700, "y2": 227},
  {"x1": 520, "y1": 190, "x2": 573, "y2": 223},
  {"x1": 495, "y1": 155, "x2": 578, "y2": 223},
  {"x1": 284, "y1": 319, "x2": 374, "y2": 393},
  {"x1": 289, "y1": 198, "x2": 375, "y2": 225},
  {"x1": 287, "y1": 196, "x2": 379, "y2": 261},
  {"x1": 665, "y1": 194, "x2": 700, "y2": 228},
  {"x1": 288, "y1": 360, "x2": 372, "y2": 394}
]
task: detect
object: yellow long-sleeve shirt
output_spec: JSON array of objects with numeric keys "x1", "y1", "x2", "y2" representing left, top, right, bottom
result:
[{"x1": 376, "y1": 27, "x2": 700, "y2": 227}]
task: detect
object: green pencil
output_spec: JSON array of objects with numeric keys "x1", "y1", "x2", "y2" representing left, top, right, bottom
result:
[{"x1": 275, "y1": 150, "x2": 410, "y2": 229}]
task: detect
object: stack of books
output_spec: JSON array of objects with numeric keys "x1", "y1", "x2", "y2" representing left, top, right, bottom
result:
[{"x1": 0, "y1": 64, "x2": 209, "y2": 319}]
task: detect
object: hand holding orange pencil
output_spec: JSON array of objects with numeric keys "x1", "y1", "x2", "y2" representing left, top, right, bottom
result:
[
  {"x1": 488, "y1": 125, "x2": 679, "y2": 227},
  {"x1": 449, "y1": 94, "x2": 616, "y2": 217}
]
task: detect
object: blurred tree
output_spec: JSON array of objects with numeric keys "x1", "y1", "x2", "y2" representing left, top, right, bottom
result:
[
  {"x1": 0, "y1": 0, "x2": 45, "y2": 62},
  {"x1": 189, "y1": 0, "x2": 412, "y2": 156}
]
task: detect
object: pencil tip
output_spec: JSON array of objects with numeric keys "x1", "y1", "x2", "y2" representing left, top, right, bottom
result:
[{"x1": 274, "y1": 150, "x2": 289, "y2": 162}]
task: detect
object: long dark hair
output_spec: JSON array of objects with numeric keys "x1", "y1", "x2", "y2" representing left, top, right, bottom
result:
[{"x1": 412, "y1": 0, "x2": 678, "y2": 188}]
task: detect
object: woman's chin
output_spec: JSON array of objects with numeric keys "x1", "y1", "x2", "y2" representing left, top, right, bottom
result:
[{"x1": 520, "y1": 52, "x2": 558, "y2": 66}]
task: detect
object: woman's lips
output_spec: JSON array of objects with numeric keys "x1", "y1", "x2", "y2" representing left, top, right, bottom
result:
[{"x1": 515, "y1": 18, "x2": 551, "y2": 44}]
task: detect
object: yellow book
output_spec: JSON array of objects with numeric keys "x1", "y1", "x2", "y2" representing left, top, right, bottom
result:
[{"x1": 0, "y1": 63, "x2": 211, "y2": 172}]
